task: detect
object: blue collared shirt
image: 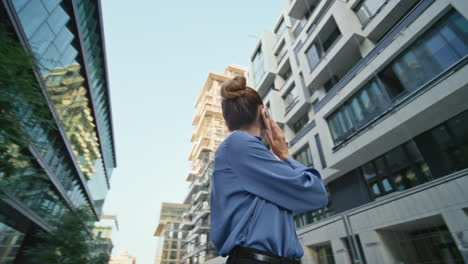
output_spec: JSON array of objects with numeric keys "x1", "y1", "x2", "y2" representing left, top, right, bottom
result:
[{"x1": 210, "y1": 130, "x2": 328, "y2": 258}]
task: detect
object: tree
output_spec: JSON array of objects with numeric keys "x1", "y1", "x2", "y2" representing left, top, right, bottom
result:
[
  {"x1": 0, "y1": 24, "x2": 55, "y2": 179},
  {"x1": 25, "y1": 208, "x2": 110, "y2": 264}
]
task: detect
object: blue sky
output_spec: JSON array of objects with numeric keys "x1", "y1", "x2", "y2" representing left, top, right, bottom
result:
[{"x1": 100, "y1": 0, "x2": 284, "y2": 263}]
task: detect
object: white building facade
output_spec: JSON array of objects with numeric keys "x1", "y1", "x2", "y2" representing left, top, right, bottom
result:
[{"x1": 245, "y1": 0, "x2": 468, "y2": 263}]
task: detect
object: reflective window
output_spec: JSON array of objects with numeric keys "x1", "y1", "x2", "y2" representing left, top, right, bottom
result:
[
  {"x1": 283, "y1": 84, "x2": 298, "y2": 112},
  {"x1": 292, "y1": 112, "x2": 309, "y2": 133},
  {"x1": 293, "y1": 144, "x2": 313, "y2": 167},
  {"x1": 12, "y1": 0, "x2": 113, "y2": 214},
  {"x1": 357, "y1": 110, "x2": 468, "y2": 199},
  {"x1": 305, "y1": 17, "x2": 342, "y2": 72},
  {"x1": 328, "y1": 11, "x2": 468, "y2": 144},
  {"x1": 252, "y1": 46, "x2": 265, "y2": 85},
  {"x1": 305, "y1": 43, "x2": 321, "y2": 70},
  {"x1": 0, "y1": 221, "x2": 24, "y2": 264},
  {"x1": 0, "y1": 144, "x2": 70, "y2": 224},
  {"x1": 323, "y1": 76, "x2": 339, "y2": 93},
  {"x1": 355, "y1": 0, "x2": 387, "y2": 25},
  {"x1": 274, "y1": 17, "x2": 286, "y2": 35}
]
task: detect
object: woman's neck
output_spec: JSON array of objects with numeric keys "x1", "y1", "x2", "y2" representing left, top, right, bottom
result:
[{"x1": 239, "y1": 124, "x2": 262, "y2": 137}]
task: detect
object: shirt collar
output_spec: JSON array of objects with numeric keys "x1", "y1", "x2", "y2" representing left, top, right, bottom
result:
[{"x1": 235, "y1": 130, "x2": 263, "y2": 141}]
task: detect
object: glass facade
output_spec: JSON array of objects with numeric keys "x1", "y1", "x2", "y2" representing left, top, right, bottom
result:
[
  {"x1": 0, "y1": 221, "x2": 24, "y2": 264},
  {"x1": 295, "y1": 109, "x2": 468, "y2": 230},
  {"x1": 0, "y1": 145, "x2": 69, "y2": 224},
  {"x1": 75, "y1": 0, "x2": 116, "y2": 176},
  {"x1": 328, "y1": 10, "x2": 468, "y2": 144},
  {"x1": 11, "y1": 0, "x2": 115, "y2": 215},
  {"x1": 0, "y1": 0, "x2": 115, "y2": 262}
]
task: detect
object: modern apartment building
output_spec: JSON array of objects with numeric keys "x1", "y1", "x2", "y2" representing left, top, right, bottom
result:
[
  {"x1": 243, "y1": 0, "x2": 468, "y2": 263},
  {"x1": 0, "y1": 0, "x2": 116, "y2": 263},
  {"x1": 180, "y1": 65, "x2": 247, "y2": 264},
  {"x1": 154, "y1": 202, "x2": 190, "y2": 264}
]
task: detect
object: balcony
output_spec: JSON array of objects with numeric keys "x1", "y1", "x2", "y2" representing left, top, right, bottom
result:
[
  {"x1": 189, "y1": 136, "x2": 214, "y2": 161},
  {"x1": 287, "y1": 0, "x2": 320, "y2": 20},
  {"x1": 185, "y1": 180, "x2": 203, "y2": 202},
  {"x1": 193, "y1": 190, "x2": 208, "y2": 203},
  {"x1": 303, "y1": 32, "x2": 363, "y2": 98},
  {"x1": 192, "y1": 223, "x2": 210, "y2": 235},
  {"x1": 192, "y1": 103, "x2": 222, "y2": 127},
  {"x1": 192, "y1": 207, "x2": 210, "y2": 224},
  {"x1": 359, "y1": 0, "x2": 420, "y2": 43},
  {"x1": 182, "y1": 241, "x2": 208, "y2": 260},
  {"x1": 250, "y1": 32, "x2": 278, "y2": 98},
  {"x1": 180, "y1": 219, "x2": 195, "y2": 231}
]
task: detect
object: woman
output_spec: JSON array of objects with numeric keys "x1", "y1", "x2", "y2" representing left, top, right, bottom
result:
[{"x1": 210, "y1": 76, "x2": 328, "y2": 264}]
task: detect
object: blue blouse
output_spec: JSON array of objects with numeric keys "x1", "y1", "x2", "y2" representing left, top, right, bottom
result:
[{"x1": 210, "y1": 130, "x2": 328, "y2": 258}]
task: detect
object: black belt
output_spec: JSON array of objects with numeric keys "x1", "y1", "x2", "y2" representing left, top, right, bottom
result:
[{"x1": 230, "y1": 246, "x2": 301, "y2": 264}]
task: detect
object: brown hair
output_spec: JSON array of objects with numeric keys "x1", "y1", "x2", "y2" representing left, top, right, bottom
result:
[{"x1": 220, "y1": 76, "x2": 263, "y2": 131}]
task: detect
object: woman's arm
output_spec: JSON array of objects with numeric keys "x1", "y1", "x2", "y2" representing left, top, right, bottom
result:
[{"x1": 228, "y1": 132, "x2": 328, "y2": 213}]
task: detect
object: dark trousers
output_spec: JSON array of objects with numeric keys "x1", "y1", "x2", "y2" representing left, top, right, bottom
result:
[
  {"x1": 226, "y1": 256, "x2": 269, "y2": 264},
  {"x1": 226, "y1": 246, "x2": 301, "y2": 264}
]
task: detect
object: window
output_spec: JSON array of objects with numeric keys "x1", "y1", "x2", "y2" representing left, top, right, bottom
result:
[
  {"x1": 323, "y1": 76, "x2": 339, "y2": 93},
  {"x1": 322, "y1": 26, "x2": 341, "y2": 53},
  {"x1": 305, "y1": 43, "x2": 321, "y2": 70},
  {"x1": 303, "y1": 4, "x2": 316, "y2": 20},
  {"x1": 357, "y1": 117, "x2": 468, "y2": 200},
  {"x1": 170, "y1": 251, "x2": 177, "y2": 259},
  {"x1": 283, "y1": 84, "x2": 298, "y2": 112},
  {"x1": 355, "y1": 0, "x2": 387, "y2": 25},
  {"x1": 292, "y1": 112, "x2": 309, "y2": 133},
  {"x1": 380, "y1": 11, "x2": 468, "y2": 94},
  {"x1": 328, "y1": 10, "x2": 468, "y2": 145},
  {"x1": 294, "y1": 145, "x2": 313, "y2": 166},
  {"x1": 305, "y1": 18, "x2": 341, "y2": 71},
  {"x1": 328, "y1": 80, "x2": 389, "y2": 142},
  {"x1": 275, "y1": 40, "x2": 287, "y2": 64},
  {"x1": 328, "y1": 107, "x2": 355, "y2": 143},
  {"x1": 315, "y1": 134, "x2": 327, "y2": 168},
  {"x1": 252, "y1": 46, "x2": 265, "y2": 85},
  {"x1": 310, "y1": 243, "x2": 336, "y2": 264},
  {"x1": 171, "y1": 241, "x2": 178, "y2": 249},
  {"x1": 275, "y1": 17, "x2": 287, "y2": 35},
  {"x1": 279, "y1": 64, "x2": 292, "y2": 81}
]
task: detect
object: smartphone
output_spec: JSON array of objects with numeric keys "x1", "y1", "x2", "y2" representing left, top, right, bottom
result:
[{"x1": 261, "y1": 106, "x2": 272, "y2": 132}]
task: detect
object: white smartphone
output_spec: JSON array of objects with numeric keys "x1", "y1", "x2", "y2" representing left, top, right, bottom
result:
[{"x1": 261, "y1": 106, "x2": 272, "y2": 132}]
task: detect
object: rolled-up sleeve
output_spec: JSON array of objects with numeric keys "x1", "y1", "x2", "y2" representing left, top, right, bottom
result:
[{"x1": 227, "y1": 133, "x2": 328, "y2": 213}]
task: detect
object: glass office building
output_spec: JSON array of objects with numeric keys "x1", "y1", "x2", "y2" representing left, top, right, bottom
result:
[{"x1": 0, "y1": 0, "x2": 116, "y2": 263}]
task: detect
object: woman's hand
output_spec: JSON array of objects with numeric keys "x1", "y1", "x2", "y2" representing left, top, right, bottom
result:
[{"x1": 265, "y1": 118, "x2": 292, "y2": 160}]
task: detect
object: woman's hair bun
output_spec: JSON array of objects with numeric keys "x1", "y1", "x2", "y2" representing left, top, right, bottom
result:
[{"x1": 220, "y1": 76, "x2": 247, "y2": 100}]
